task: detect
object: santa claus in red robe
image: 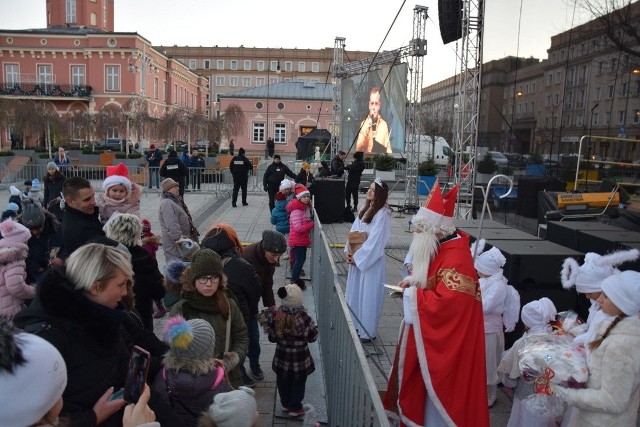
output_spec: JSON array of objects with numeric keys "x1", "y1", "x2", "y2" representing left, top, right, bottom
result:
[{"x1": 383, "y1": 179, "x2": 489, "y2": 427}]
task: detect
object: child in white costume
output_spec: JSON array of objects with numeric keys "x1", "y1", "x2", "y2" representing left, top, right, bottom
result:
[
  {"x1": 498, "y1": 297, "x2": 559, "y2": 427},
  {"x1": 472, "y1": 239, "x2": 520, "y2": 407},
  {"x1": 554, "y1": 270, "x2": 640, "y2": 427},
  {"x1": 561, "y1": 249, "x2": 639, "y2": 358}
]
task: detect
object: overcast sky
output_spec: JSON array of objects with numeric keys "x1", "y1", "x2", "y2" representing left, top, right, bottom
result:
[{"x1": 1, "y1": 0, "x2": 595, "y2": 85}]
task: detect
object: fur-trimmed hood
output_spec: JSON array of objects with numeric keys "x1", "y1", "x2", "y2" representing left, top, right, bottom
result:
[
  {"x1": 162, "y1": 353, "x2": 220, "y2": 375},
  {"x1": 0, "y1": 241, "x2": 28, "y2": 265}
]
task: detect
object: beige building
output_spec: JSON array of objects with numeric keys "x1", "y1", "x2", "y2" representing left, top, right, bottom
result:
[{"x1": 422, "y1": 3, "x2": 640, "y2": 161}]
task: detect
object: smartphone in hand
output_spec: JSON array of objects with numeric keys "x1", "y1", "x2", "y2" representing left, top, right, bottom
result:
[{"x1": 123, "y1": 346, "x2": 150, "y2": 404}]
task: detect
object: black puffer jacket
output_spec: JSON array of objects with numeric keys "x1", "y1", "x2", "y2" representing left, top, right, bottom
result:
[
  {"x1": 159, "y1": 151, "x2": 189, "y2": 185},
  {"x1": 60, "y1": 206, "x2": 104, "y2": 259},
  {"x1": 13, "y1": 268, "x2": 130, "y2": 427},
  {"x1": 43, "y1": 170, "x2": 66, "y2": 207},
  {"x1": 127, "y1": 245, "x2": 165, "y2": 330}
]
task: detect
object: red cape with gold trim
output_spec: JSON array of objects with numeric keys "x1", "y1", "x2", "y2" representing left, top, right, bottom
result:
[{"x1": 384, "y1": 231, "x2": 489, "y2": 426}]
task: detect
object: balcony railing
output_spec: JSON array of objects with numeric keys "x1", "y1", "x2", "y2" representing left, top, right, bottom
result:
[{"x1": 0, "y1": 82, "x2": 92, "y2": 98}]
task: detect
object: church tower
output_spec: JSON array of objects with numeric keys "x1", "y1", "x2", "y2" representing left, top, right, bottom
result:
[{"x1": 46, "y1": 0, "x2": 114, "y2": 32}]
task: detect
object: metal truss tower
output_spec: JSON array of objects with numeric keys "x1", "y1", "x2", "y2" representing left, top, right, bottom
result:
[
  {"x1": 331, "y1": 37, "x2": 346, "y2": 159},
  {"x1": 404, "y1": 5, "x2": 429, "y2": 211},
  {"x1": 453, "y1": 0, "x2": 485, "y2": 218}
]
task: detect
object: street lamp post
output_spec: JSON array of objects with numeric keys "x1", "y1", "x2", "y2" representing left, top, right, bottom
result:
[
  {"x1": 585, "y1": 103, "x2": 599, "y2": 191},
  {"x1": 265, "y1": 49, "x2": 280, "y2": 158},
  {"x1": 128, "y1": 44, "x2": 159, "y2": 153}
]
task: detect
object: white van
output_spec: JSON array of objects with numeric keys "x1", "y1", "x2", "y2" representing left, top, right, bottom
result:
[{"x1": 406, "y1": 135, "x2": 453, "y2": 166}]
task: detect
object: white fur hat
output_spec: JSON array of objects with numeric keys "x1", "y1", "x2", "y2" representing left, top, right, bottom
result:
[
  {"x1": 561, "y1": 249, "x2": 639, "y2": 293},
  {"x1": 472, "y1": 239, "x2": 506, "y2": 276},
  {"x1": 279, "y1": 179, "x2": 292, "y2": 192},
  {"x1": 0, "y1": 332, "x2": 67, "y2": 426},
  {"x1": 601, "y1": 270, "x2": 640, "y2": 317},
  {"x1": 105, "y1": 213, "x2": 142, "y2": 247},
  {"x1": 521, "y1": 297, "x2": 557, "y2": 330}
]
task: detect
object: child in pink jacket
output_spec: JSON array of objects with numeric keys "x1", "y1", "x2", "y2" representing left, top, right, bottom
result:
[
  {"x1": 96, "y1": 163, "x2": 142, "y2": 225},
  {"x1": 286, "y1": 185, "x2": 313, "y2": 287},
  {"x1": 0, "y1": 219, "x2": 34, "y2": 319}
]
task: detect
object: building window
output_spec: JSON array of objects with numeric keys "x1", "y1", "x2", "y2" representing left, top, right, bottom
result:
[
  {"x1": 311, "y1": 62, "x2": 319, "y2": 72},
  {"x1": 90, "y1": 12, "x2": 97, "y2": 26},
  {"x1": 576, "y1": 114, "x2": 583, "y2": 127},
  {"x1": 217, "y1": 60, "x2": 224, "y2": 70},
  {"x1": 593, "y1": 112, "x2": 599, "y2": 125},
  {"x1": 274, "y1": 123, "x2": 286, "y2": 143},
  {"x1": 188, "y1": 59, "x2": 197, "y2": 69},
  {"x1": 230, "y1": 60, "x2": 238, "y2": 70},
  {"x1": 285, "y1": 61, "x2": 293, "y2": 72},
  {"x1": 257, "y1": 61, "x2": 265, "y2": 72},
  {"x1": 270, "y1": 60, "x2": 279, "y2": 72},
  {"x1": 605, "y1": 112, "x2": 611, "y2": 125},
  {"x1": 555, "y1": 71, "x2": 561, "y2": 84},
  {"x1": 66, "y1": 0, "x2": 76, "y2": 23},
  {"x1": 298, "y1": 62, "x2": 306, "y2": 73},
  {"x1": 621, "y1": 82, "x2": 629, "y2": 97},
  {"x1": 216, "y1": 76, "x2": 224, "y2": 86},
  {"x1": 244, "y1": 60, "x2": 251, "y2": 71},
  {"x1": 163, "y1": 80, "x2": 167, "y2": 102},
  {"x1": 634, "y1": 109, "x2": 640, "y2": 124},
  {"x1": 203, "y1": 60, "x2": 210, "y2": 69},
  {"x1": 71, "y1": 65, "x2": 85, "y2": 85},
  {"x1": 229, "y1": 76, "x2": 238, "y2": 87},
  {"x1": 532, "y1": 82, "x2": 536, "y2": 93},
  {"x1": 253, "y1": 122, "x2": 265, "y2": 143},
  {"x1": 4, "y1": 64, "x2": 19, "y2": 84},
  {"x1": 242, "y1": 77, "x2": 251, "y2": 87},
  {"x1": 37, "y1": 64, "x2": 53, "y2": 85},
  {"x1": 154, "y1": 77, "x2": 158, "y2": 99},
  {"x1": 595, "y1": 86, "x2": 601, "y2": 100},
  {"x1": 618, "y1": 110, "x2": 625, "y2": 124},
  {"x1": 105, "y1": 65, "x2": 120, "y2": 92},
  {"x1": 608, "y1": 85, "x2": 614, "y2": 98},
  {"x1": 596, "y1": 61, "x2": 603, "y2": 75},
  {"x1": 173, "y1": 84, "x2": 177, "y2": 103},
  {"x1": 547, "y1": 73, "x2": 553, "y2": 85},
  {"x1": 269, "y1": 76, "x2": 278, "y2": 84},
  {"x1": 256, "y1": 76, "x2": 265, "y2": 86}
]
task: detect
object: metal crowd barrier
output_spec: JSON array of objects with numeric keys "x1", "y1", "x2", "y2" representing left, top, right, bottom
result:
[{"x1": 311, "y1": 211, "x2": 389, "y2": 427}]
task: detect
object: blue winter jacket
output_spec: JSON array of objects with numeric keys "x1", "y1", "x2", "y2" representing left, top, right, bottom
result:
[{"x1": 270, "y1": 197, "x2": 289, "y2": 234}]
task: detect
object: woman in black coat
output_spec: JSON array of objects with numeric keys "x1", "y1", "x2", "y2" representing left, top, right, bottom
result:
[
  {"x1": 105, "y1": 213, "x2": 166, "y2": 331},
  {"x1": 13, "y1": 243, "x2": 133, "y2": 427},
  {"x1": 43, "y1": 162, "x2": 66, "y2": 208}
]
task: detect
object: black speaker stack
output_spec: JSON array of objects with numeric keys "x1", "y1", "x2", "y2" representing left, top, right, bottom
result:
[
  {"x1": 312, "y1": 179, "x2": 345, "y2": 224},
  {"x1": 437, "y1": 0, "x2": 462, "y2": 44}
]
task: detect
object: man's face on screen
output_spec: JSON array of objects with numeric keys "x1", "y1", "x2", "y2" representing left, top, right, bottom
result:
[{"x1": 369, "y1": 91, "x2": 381, "y2": 120}]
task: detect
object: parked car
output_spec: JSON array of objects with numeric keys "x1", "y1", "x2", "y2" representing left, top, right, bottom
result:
[
  {"x1": 488, "y1": 151, "x2": 509, "y2": 169},
  {"x1": 505, "y1": 152, "x2": 526, "y2": 168},
  {"x1": 193, "y1": 140, "x2": 210, "y2": 151},
  {"x1": 94, "y1": 138, "x2": 128, "y2": 151}
]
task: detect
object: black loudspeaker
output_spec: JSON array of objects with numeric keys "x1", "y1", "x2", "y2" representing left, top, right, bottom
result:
[
  {"x1": 516, "y1": 177, "x2": 566, "y2": 218},
  {"x1": 438, "y1": 0, "x2": 462, "y2": 44},
  {"x1": 492, "y1": 240, "x2": 585, "y2": 348},
  {"x1": 460, "y1": 227, "x2": 542, "y2": 244},
  {"x1": 576, "y1": 229, "x2": 640, "y2": 254},
  {"x1": 618, "y1": 241, "x2": 640, "y2": 271},
  {"x1": 312, "y1": 179, "x2": 345, "y2": 224},
  {"x1": 547, "y1": 221, "x2": 624, "y2": 251}
]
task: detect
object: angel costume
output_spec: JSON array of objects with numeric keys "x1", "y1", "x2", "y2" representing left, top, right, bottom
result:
[{"x1": 344, "y1": 206, "x2": 391, "y2": 340}]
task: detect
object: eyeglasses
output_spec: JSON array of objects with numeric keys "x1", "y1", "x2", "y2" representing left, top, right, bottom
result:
[{"x1": 196, "y1": 276, "x2": 220, "y2": 285}]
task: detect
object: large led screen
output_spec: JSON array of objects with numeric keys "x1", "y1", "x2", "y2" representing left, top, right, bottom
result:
[{"x1": 340, "y1": 63, "x2": 407, "y2": 154}]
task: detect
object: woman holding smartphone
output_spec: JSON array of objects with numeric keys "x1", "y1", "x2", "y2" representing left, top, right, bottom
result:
[{"x1": 14, "y1": 243, "x2": 133, "y2": 427}]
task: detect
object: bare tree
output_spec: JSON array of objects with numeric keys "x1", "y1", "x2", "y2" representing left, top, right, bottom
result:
[
  {"x1": 95, "y1": 104, "x2": 126, "y2": 144},
  {"x1": 222, "y1": 103, "x2": 246, "y2": 141},
  {"x1": 420, "y1": 103, "x2": 454, "y2": 159},
  {"x1": 64, "y1": 111, "x2": 94, "y2": 148},
  {"x1": 124, "y1": 97, "x2": 151, "y2": 153},
  {"x1": 580, "y1": 0, "x2": 640, "y2": 62}
]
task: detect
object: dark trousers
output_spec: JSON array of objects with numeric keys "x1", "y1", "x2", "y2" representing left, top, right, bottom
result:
[
  {"x1": 232, "y1": 176, "x2": 248, "y2": 205},
  {"x1": 268, "y1": 188, "x2": 278, "y2": 211},
  {"x1": 276, "y1": 375, "x2": 308, "y2": 411},
  {"x1": 184, "y1": 168, "x2": 190, "y2": 189},
  {"x1": 346, "y1": 180, "x2": 360, "y2": 209},
  {"x1": 247, "y1": 318, "x2": 261, "y2": 367},
  {"x1": 192, "y1": 170, "x2": 202, "y2": 189},
  {"x1": 148, "y1": 167, "x2": 160, "y2": 188},
  {"x1": 291, "y1": 246, "x2": 307, "y2": 281}
]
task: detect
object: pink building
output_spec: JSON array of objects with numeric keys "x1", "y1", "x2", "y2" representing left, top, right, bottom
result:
[
  {"x1": 0, "y1": 0, "x2": 207, "y2": 148},
  {"x1": 219, "y1": 81, "x2": 333, "y2": 155}
]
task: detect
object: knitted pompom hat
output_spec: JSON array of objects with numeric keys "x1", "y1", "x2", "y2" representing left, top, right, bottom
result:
[
  {"x1": 20, "y1": 199, "x2": 46, "y2": 229},
  {"x1": 103, "y1": 163, "x2": 132, "y2": 194},
  {"x1": 277, "y1": 283, "x2": 303, "y2": 308},
  {"x1": 0, "y1": 219, "x2": 31, "y2": 243},
  {"x1": 0, "y1": 331, "x2": 67, "y2": 427},
  {"x1": 208, "y1": 387, "x2": 258, "y2": 427},
  {"x1": 30, "y1": 179, "x2": 41, "y2": 192},
  {"x1": 186, "y1": 248, "x2": 224, "y2": 289},
  {"x1": 561, "y1": 249, "x2": 639, "y2": 293},
  {"x1": 7, "y1": 203, "x2": 19, "y2": 212},
  {"x1": 163, "y1": 315, "x2": 216, "y2": 362}
]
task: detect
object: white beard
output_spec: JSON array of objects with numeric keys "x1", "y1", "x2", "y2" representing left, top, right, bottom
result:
[{"x1": 407, "y1": 230, "x2": 439, "y2": 288}]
